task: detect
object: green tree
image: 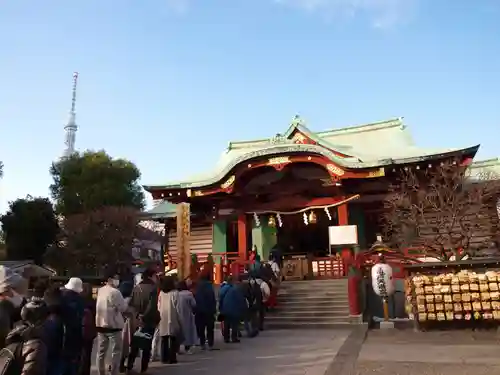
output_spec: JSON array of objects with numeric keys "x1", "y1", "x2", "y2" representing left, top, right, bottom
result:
[
  {"x1": 49, "y1": 150, "x2": 145, "y2": 216},
  {"x1": 0, "y1": 196, "x2": 60, "y2": 264}
]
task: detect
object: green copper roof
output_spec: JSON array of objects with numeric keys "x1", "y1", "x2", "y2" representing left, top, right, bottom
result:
[
  {"x1": 144, "y1": 117, "x2": 481, "y2": 190},
  {"x1": 468, "y1": 158, "x2": 500, "y2": 180},
  {"x1": 144, "y1": 200, "x2": 177, "y2": 219},
  {"x1": 146, "y1": 157, "x2": 500, "y2": 217}
]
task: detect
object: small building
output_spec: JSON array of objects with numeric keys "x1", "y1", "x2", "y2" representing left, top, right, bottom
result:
[
  {"x1": 0, "y1": 260, "x2": 56, "y2": 279},
  {"x1": 143, "y1": 117, "x2": 500, "y2": 276}
]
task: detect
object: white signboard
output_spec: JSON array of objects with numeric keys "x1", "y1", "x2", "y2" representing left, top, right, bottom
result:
[{"x1": 328, "y1": 225, "x2": 358, "y2": 246}]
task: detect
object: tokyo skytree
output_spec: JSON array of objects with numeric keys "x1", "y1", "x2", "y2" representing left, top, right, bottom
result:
[{"x1": 63, "y1": 72, "x2": 79, "y2": 157}]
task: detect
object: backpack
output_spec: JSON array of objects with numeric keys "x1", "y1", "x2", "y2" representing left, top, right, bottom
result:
[{"x1": 0, "y1": 341, "x2": 23, "y2": 375}]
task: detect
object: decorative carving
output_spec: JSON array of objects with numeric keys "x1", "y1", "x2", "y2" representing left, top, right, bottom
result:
[
  {"x1": 326, "y1": 163, "x2": 345, "y2": 176},
  {"x1": 267, "y1": 156, "x2": 291, "y2": 171},
  {"x1": 292, "y1": 132, "x2": 310, "y2": 144},
  {"x1": 221, "y1": 175, "x2": 236, "y2": 190},
  {"x1": 270, "y1": 133, "x2": 286, "y2": 144},
  {"x1": 173, "y1": 143, "x2": 390, "y2": 189},
  {"x1": 290, "y1": 114, "x2": 305, "y2": 127},
  {"x1": 367, "y1": 167, "x2": 385, "y2": 178},
  {"x1": 321, "y1": 178, "x2": 338, "y2": 186}
]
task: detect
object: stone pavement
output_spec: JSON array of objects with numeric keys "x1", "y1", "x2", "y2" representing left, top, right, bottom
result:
[
  {"x1": 91, "y1": 326, "x2": 500, "y2": 375},
  {"x1": 355, "y1": 330, "x2": 500, "y2": 375},
  {"x1": 93, "y1": 329, "x2": 351, "y2": 375}
]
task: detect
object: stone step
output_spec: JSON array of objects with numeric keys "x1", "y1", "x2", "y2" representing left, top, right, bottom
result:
[
  {"x1": 270, "y1": 304, "x2": 349, "y2": 315},
  {"x1": 274, "y1": 304, "x2": 349, "y2": 312},
  {"x1": 265, "y1": 315, "x2": 350, "y2": 325},
  {"x1": 271, "y1": 309, "x2": 350, "y2": 318},
  {"x1": 281, "y1": 277, "x2": 349, "y2": 285},
  {"x1": 264, "y1": 321, "x2": 354, "y2": 330},
  {"x1": 280, "y1": 279, "x2": 347, "y2": 290},
  {"x1": 278, "y1": 300, "x2": 349, "y2": 308},
  {"x1": 278, "y1": 294, "x2": 349, "y2": 303},
  {"x1": 276, "y1": 303, "x2": 349, "y2": 313},
  {"x1": 278, "y1": 289, "x2": 348, "y2": 297}
]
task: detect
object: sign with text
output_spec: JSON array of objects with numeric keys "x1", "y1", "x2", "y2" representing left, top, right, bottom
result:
[{"x1": 328, "y1": 225, "x2": 358, "y2": 246}]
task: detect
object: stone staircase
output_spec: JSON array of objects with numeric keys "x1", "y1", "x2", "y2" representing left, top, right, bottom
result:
[{"x1": 265, "y1": 278, "x2": 353, "y2": 329}]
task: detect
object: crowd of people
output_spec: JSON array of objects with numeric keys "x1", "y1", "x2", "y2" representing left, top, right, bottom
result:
[{"x1": 0, "y1": 254, "x2": 282, "y2": 375}]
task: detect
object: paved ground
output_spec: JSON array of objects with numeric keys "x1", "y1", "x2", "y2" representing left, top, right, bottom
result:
[
  {"x1": 355, "y1": 330, "x2": 500, "y2": 375},
  {"x1": 92, "y1": 327, "x2": 500, "y2": 375},
  {"x1": 93, "y1": 329, "x2": 351, "y2": 375}
]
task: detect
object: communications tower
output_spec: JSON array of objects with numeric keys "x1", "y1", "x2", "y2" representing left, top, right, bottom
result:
[{"x1": 63, "y1": 72, "x2": 79, "y2": 157}]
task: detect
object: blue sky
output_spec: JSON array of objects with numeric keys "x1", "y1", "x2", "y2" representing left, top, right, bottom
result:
[{"x1": 0, "y1": 0, "x2": 499, "y2": 213}]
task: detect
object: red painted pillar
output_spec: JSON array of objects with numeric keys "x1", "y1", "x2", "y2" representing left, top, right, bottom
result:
[
  {"x1": 237, "y1": 214, "x2": 247, "y2": 261},
  {"x1": 337, "y1": 203, "x2": 352, "y2": 263},
  {"x1": 338, "y1": 203, "x2": 361, "y2": 317}
]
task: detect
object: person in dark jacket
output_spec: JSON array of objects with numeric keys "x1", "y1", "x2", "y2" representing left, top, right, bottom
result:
[
  {"x1": 4, "y1": 298, "x2": 49, "y2": 375},
  {"x1": 245, "y1": 273, "x2": 263, "y2": 337},
  {"x1": 60, "y1": 278, "x2": 86, "y2": 375},
  {"x1": 126, "y1": 268, "x2": 160, "y2": 374},
  {"x1": 194, "y1": 273, "x2": 217, "y2": 350},
  {"x1": 0, "y1": 265, "x2": 26, "y2": 347},
  {"x1": 43, "y1": 285, "x2": 65, "y2": 375},
  {"x1": 79, "y1": 283, "x2": 97, "y2": 375},
  {"x1": 219, "y1": 278, "x2": 246, "y2": 343}
]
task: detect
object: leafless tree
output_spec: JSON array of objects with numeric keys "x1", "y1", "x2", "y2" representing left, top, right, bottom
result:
[
  {"x1": 46, "y1": 206, "x2": 140, "y2": 275},
  {"x1": 383, "y1": 159, "x2": 500, "y2": 261}
]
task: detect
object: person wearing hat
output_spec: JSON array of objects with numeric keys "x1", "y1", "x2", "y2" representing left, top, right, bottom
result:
[
  {"x1": 0, "y1": 265, "x2": 27, "y2": 347},
  {"x1": 60, "y1": 277, "x2": 85, "y2": 375}
]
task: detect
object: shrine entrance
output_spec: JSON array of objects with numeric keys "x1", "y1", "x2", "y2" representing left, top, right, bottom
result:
[{"x1": 276, "y1": 209, "x2": 339, "y2": 258}]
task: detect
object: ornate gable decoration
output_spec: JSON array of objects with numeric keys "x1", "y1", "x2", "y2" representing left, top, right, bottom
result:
[
  {"x1": 270, "y1": 133, "x2": 287, "y2": 145},
  {"x1": 291, "y1": 130, "x2": 316, "y2": 145},
  {"x1": 288, "y1": 115, "x2": 317, "y2": 145}
]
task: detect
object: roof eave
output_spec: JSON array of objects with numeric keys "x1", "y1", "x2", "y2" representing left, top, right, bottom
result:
[
  {"x1": 389, "y1": 145, "x2": 480, "y2": 166},
  {"x1": 144, "y1": 145, "x2": 480, "y2": 192}
]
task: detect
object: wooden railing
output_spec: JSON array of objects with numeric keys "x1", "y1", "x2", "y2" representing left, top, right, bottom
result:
[{"x1": 311, "y1": 257, "x2": 346, "y2": 279}]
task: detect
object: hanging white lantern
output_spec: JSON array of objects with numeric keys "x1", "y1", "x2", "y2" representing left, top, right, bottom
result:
[
  {"x1": 277, "y1": 213, "x2": 283, "y2": 227},
  {"x1": 371, "y1": 263, "x2": 395, "y2": 297},
  {"x1": 253, "y1": 212, "x2": 260, "y2": 227},
  {"x1": 303, "y1": 212, "x2": 309, "y2": 225}
]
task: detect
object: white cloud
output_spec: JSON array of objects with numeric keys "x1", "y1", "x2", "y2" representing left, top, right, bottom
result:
[{"x1": 273, "y1": 0, "x2": 417, "y2": 28}]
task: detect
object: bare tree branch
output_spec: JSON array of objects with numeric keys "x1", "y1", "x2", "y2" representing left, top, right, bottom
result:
[{"x1": 383, "y1": 159, "x2": 500, "y2": 261}]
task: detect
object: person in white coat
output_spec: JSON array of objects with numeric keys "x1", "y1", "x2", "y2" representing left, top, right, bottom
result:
[
  {"x1": 95, "y1": 269, "x2": 127, "y2": 375},
  {"x1": 157, "y1": 276, "x2": 182, "y2": 364}
]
